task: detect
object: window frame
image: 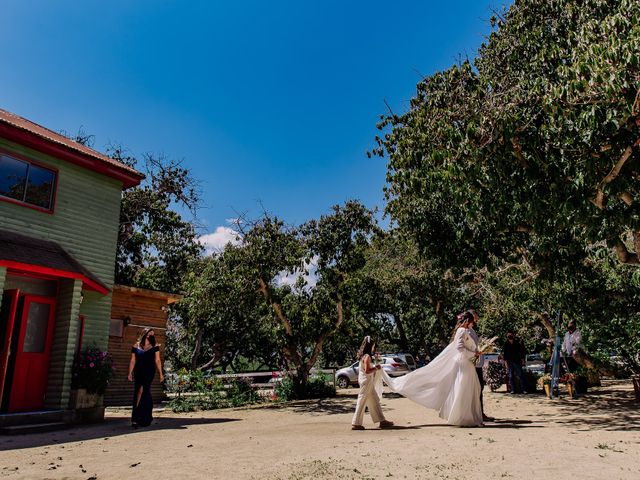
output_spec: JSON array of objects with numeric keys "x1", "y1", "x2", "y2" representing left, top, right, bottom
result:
[
  {"x1": 0, "y1": 148, "x2": 58, "y2": 214},
  {"x1": 109, "y1": 318, "x2": 124, "y2": 338}
]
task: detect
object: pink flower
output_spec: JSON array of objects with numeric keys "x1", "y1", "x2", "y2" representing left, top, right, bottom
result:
[{"x1": 89, "y1": 362, "x2": 95, "y2": 368}]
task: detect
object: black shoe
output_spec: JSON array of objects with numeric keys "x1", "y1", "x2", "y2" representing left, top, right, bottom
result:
[{"x1": 482, "y1": 414, "x2": 495, "y2": 422}]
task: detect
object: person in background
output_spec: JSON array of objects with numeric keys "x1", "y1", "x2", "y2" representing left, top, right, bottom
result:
[
  {"x1": 128, "y1": 328, "x2": 163, "y2": 428},
  {"x1": 468, "y1": 310, "x2": 494, "y2": 421},
  {"x1": 503, "y1": 330, "x2": 527, "y2": 394},
  {"x1": 562, "y1": 320, "x2": 582, "y2": 372}
]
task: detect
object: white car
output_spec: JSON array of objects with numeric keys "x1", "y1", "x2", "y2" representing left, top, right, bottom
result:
[
  {"x1": 385, "y1": 353, "x2": 417, "y2": 371},
  {"x1": 524, "y1": 353, "x2": 545, "y2": 375},
  {"x1": 335, "y1": 356, "x2": 410, "y2": 388}
]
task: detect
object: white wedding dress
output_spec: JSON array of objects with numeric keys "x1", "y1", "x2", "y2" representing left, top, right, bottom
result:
[{"x1": 382, "y1": 327, "x2": 483, "y2": 426}]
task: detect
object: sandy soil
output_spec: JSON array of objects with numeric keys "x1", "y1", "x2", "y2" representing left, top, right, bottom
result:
[{"x1": 1, "y1": 380, "x2": 639, "y2": 480}]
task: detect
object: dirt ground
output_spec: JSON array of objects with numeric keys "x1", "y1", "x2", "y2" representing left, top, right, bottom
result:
[{"x1": 1, "y1": 380, "x2": 639, "y2": 480}]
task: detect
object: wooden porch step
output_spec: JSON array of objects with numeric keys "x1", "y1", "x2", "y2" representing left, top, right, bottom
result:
[
  {"x1": 0, "y1": 421, "x2": 69, "y2": 435},
  {"x1": 0, "y1": 410, "x2": 65, "y2": 428}
]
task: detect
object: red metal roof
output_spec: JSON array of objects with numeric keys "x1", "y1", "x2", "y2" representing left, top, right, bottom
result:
[{"x1": 0, "y1": 108, "x2": 144, "y2": 189}]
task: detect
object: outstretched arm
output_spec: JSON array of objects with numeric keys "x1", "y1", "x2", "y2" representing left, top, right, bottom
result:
[
  {"x1": 128, "y1": 353, "x2": 136, "y2": 382},
  {"x1": 155, "y1": 350, "x2": 164, "y2": 383}
]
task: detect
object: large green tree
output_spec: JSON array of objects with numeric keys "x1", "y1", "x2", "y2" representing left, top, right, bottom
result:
[
  {"x1": 235, "y1": 201, "x2": 378, "y2": 396},
  {"x1": 375, "y1": 0, "x2": 640, "y2": 273},
  {"x1": 174, "y1": 249, "x2": 276, "y2": 372},
  {"x1": 111, "y1": 147, "x2": 202, "y2": 291}
]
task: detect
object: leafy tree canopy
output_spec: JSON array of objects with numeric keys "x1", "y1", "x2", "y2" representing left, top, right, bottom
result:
[{"x1": 374, "y1": 0, "x2": 640, "y2": 273}]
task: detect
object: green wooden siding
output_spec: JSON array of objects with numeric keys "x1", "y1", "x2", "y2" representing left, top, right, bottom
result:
[
  {"x1": 45, "y1": 279, "x2": 82, "y2": 409},
  {"x1": 0, "y1": 137, "x2": 124, "y2": 409},
  {"x1": 0, "y1": 267, "x2": 6, "y2": 305}
]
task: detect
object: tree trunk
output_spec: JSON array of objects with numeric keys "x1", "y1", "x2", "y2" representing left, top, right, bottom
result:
[
  {"x1": 536, "y1": 313, "x2": 555, "y2": 338},
  {"x1": 190, "y1": 327, "x2": 204, "y2": 371},
  {"x1": 394, "y1": 312, "x2": 409, "y2": 352}
]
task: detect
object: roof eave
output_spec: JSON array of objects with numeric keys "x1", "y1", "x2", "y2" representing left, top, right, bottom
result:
[{"x1": 0, "y1": 122, "x2": 144, "y2": 189}]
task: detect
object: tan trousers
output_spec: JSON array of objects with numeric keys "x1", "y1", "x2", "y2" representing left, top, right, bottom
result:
[{"x1": 352, "y1": 371, "x2": 385, "y2": 426}]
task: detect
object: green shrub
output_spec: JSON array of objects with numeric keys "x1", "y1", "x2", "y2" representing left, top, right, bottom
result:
[
  {"x1": 306, "y1": 374, "x2": 336, "y2": 399},
  {"x1": 167, "y1": 370, "x2": 262, "y2": 412},
  {"x1": 227, "y1": 377, "x2": 262, "y2": 406},
  {"x1": 273, "y1": 373, "x2": 336, "y2": 401}
]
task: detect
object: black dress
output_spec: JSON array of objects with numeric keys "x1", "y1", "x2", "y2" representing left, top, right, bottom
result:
[{"x1": 131, "y1": 345, "x2": 159, "y2": 427}]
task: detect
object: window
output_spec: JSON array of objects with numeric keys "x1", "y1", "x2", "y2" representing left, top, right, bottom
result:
[
  {"x1": 0, "y1": 153, "x2": 56, "y2": 210},
  {"x1": 109, "y1": 318, "x2": 124, "y2": 337}
]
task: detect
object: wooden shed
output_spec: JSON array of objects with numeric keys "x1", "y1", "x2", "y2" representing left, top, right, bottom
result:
[{"x1": 105, "y1": 284, "x2": 181, "y2": 406}]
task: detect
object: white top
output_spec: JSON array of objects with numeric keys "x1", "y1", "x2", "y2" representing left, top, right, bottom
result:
[{"x1": 562, "y1": 330, "x2": 582, "y2": 356}]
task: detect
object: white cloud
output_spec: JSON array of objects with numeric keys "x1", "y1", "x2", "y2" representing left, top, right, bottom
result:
[
  {"x1": 198, "y1": 226, "x2": 241, "y2": 255},
  {"x1": 274, "y1": 255, "x2": 319, "y2": 291}
]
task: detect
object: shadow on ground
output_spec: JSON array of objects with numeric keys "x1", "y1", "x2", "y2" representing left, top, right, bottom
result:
[
  {"x1": 548, "y1": 381, "x2": 640, "y2": 431},
  {"x1": 261, "y1": 397, "x2": 355, "y2": 415},
  {"x1": 0, "y1": 416, "x2": 241, "y2": 451}
]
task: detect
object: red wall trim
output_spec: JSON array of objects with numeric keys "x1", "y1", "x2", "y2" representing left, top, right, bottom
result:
[
  {"x1": 0, "y1": 260, "x2": 110, "y2": 295},
  {"x1": 0, "y1": 147, "x2": 58, "y2": 214},
  {"x1": 0, "y1": 124, "x2": 143, "y2": 189}
]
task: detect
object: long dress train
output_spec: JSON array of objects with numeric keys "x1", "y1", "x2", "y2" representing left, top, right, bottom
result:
[{"x1": 382, "y1": 327, "x2": 483, "y2": 426}]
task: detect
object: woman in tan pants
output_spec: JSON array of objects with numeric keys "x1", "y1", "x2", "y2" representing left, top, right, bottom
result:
[{"x1": 351, "y1": 336, "x2": 394, "y2": 430}]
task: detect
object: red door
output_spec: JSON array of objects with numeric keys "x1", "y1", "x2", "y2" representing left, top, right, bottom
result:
[
  {"x1": 8, "y1": 295, "x2": 56, "y2": 412},
  {"x1": 0, "y1": 289, "x2": 20, "y2": 403}
]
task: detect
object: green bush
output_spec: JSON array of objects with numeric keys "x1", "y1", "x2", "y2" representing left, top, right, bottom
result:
[
  {"x1": 274, "y1": 373, "x2": 336, "y2": 401},
  {"x1": 167, "y1": 370, "x2": 263, "y2": 412},
  {"x1": 227, "y1": 377, "x2": 262, "y2": 406},
  {"x1": 274, "y1": 376, "x2": 295, "y2": 401},
  {"x1": 306, "y1": 374, "x2": 336, "y2": 399}
]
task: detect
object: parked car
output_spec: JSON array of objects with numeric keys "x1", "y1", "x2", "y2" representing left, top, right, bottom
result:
[
  {"x1": 386, "y1": 353, "x2": 417, "y2": 371},
  {"x1": 482, "y1": 352, "x2": 502, "y2": 364},
  {"x1": 335, "y1": 356, "x2": 410, "y2": 388},
  {"x1": 524, "y1": 353, "x2": 545, "y2": 375}
]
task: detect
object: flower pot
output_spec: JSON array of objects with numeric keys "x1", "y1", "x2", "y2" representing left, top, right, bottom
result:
[{"x1": 70, "y1": 388, "x2": 104, "y2": 409}]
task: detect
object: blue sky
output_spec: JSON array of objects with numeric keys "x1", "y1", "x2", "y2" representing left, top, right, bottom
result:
[{"x1": 1, "y1": 1, "x2": 503, "y2": 249}]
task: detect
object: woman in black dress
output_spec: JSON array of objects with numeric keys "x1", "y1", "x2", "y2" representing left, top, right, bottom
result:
[{"x1": 128, "y1": 328, "x2": 163, "y2": 427}]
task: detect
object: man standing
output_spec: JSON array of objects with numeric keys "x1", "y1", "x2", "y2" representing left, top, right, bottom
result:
[
  {"x1": 469, "y1": 310, "x2": 493, "y2": 421},
  {"x1": 562, "y1": 320, "x2": 582, "y2": 372},
  {"x1": 503, "y1": 330, "x2": 527, "y2": 394}
]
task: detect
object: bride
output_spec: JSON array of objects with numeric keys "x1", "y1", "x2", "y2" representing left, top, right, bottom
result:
[{"x1": 383, "y1": 310, "x2": 483, "y2": 426}]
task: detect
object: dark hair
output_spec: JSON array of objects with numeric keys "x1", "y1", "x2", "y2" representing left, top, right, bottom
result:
[
  {"x1": 357, "y1": 336, "x2": 376, "y2": 359},
  {"x1": 451, "y1": 311, "x2": 475, "y2": 339},
  {"x1": 137, "y1": 327, "x2": 154, "y2": 348}
]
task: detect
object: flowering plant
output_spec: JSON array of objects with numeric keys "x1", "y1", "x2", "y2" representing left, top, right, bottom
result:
[
  {"x1": 559, "y1": 373, "x2": 575, "y2": 384},
  {"x1": 72, "y1": 347, "x2": 115, "y2": 394},
  {"x1": 537, "y1": 374, "x2": 552, "y2": 387}
]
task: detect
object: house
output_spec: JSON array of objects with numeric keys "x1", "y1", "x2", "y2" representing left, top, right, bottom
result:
[
  {"x1": 0, "y1": 108, "x2": 143, "y2": 428},
  {"x1": 105, "y1": 284, "x2": 181, "y2": 406}
]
